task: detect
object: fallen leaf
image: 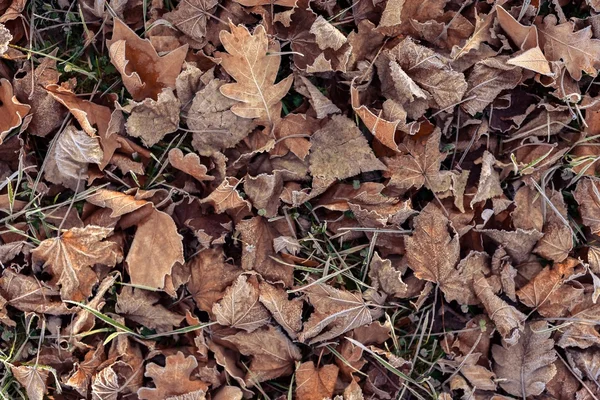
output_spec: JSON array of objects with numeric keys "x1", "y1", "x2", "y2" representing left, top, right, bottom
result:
[
  {"x1": 492, "y1": 321, "x2": 557, "y2": 397},
  {"x1": 272, "y1": 113, "x2": 318, "y2": 160},
  {"x1": 295, "y1": 361, "x2": 339, "y2": 400},
  {"x1": 451, "y1": 10, "x2": 494, "y2": 59},
  {"x1": 0, "y1": 269, "x2": 72, "y2": 315},
  {"x1": 496, "y1": 5, "x2": 538, "y2": 50},
  {"x1": 168, "y1": 148, "x2": 214, "y2": 182},
  {"x1": 222, "y1": 325, "x2": 302, "y2": 385},
  {"x1": 115, "y1": 287, "x2": 184, "y2": 332},
  {"x1": 470, "y1": 151, "x2": 503, "y2": 207},
  {"x1": 0, "y1": 78, "x2": 30, "y2": 143},
  {"x1": 295, "y1": 75, "x2": 340, "y2": 119},
  {"x1": 107, "y1": 19, "x2": 188, "y2": 101},
  {"x1": 126, "y1": 209, "x2": 184, "y2": 290},
  {"x1": 216, "y1": 22, "x2": 293, "y2": 124},
  {"x1": 31, "y1": 226, "x2": 122, "y2": 301},
  {"x1": 507, "y1": 47, "x2": 553, "y2": 76},
  {"x1": 299, "y1": 282, "x2": 373, "y2": 343},
  {"x1": 11, "y1": 365, "x2": 49, "y2": 400},
  {"x1": 259, "y1": 281, "x2": 303, "y2": 338},
  {"x1": 212, "y1": 274, "x2": 270, "y2": 332},
  {"x1": 478, "y1": 228, "x2": 544, "y2": 264},
  {"x1": 91, "y1": 365, "x2": 120, "y2": 400},
  {"x1": 138, "y1": 352, "x2": 209, "y2": 400},
  {"x1": 124, "y1": 88, "x2": 181, "y2": 147},
  {"x1": 368, "y1": 252, "x2": 408, "y2": 298},
  {"x1": 201, "y1": 177, "x2": 251, "y2": 215},
  {"x1": 164, "y1": 0, "x2": 219, "y2": 42},
  {"x1": 574, "y1": 178, "x2": 600, "y2": 234},
  {"x1": 66, "y1": 344, "x2": 106, "y2": 395},
  {"x1": 244, "y1": 172, "x2": 284, "y2": 218},
  {"x1": 0, "y1": 23, "x2": 11, "y2": 55},
  {"x1": 474, "y1": 273, "x2": 525, "y2": 345},
  {"x1": 538, "y1": 15, "x2": 600, "y2": 80}
]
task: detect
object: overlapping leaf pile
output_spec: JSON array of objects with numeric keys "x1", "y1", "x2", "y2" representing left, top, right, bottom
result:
[{"x1": 2, "y1": 0, "x2": 600, "y2": 398}]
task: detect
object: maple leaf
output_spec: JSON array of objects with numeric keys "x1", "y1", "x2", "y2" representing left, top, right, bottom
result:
[
  {"x1": 538, "y1": 15, "x2": 600, "y2": 80},
  {"x1": 0, "y1": 78, "x2": 30, "y2": 143},
  {"x1": 115, "y1": 287, "x2": 184, "y2": 332},
  {"x1": 216, "y1": 22, "x2": 293, "y2": 124},
  {"x1": 299, "y1": 282, "x2": 373, "y2": 343},
  {"x1": 66, "y1": 344, "x2": 106, "y2": 395},
  {"x1": 383, "y1": 130, "x2": 450, "y2": 193},
  {"x1": 107, "y1": 19, "x2": 188, "y2": 101},
  {"x1": 212, "y1": 274, "x2": 270, "y2": 332},
  {"x1": 91, "y1": 365, "x2": 121, "y2": 400},
  {"x1": 126, "y1": 209, "x2": 184, "y2": 290},
  {"x1": 31, "y1": 226, "x2": 122, "y2": 301},
  {"x1": 222, "y1": 325, "x2": 302, "y2": 385},
  {"x1": 138, "y1": 352, "x2": 209, "y2": 400},
  {"x1": 11, "y1": 365, "x2": 49, "y2": 400},
  {"x1": 164, "y1": 0, "x2": 219, "y2": 42},
  {"x1": 492, "y1": 321, "x2": 557, "y2": 397},
  {"x1": 295, "y1": 361, "x2": 339, "y2": 400}
]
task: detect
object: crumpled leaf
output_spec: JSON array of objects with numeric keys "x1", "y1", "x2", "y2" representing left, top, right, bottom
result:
[
  {"x1": 115, "y1": 287, "x2": 184, "y2": 332},
  {"x1": 299, "y1": 282, "x2": 373, "y2": 343},
  {"x1": 212, "y1": 274, "x2": 270, "y2": 332},
  {"x1": 66, "y1": 344, "x2": 106, "y2": 395},
  {"x1": 222, "y1": 325, "x2": 301, "y2": 385},
  {"x1": 492, "y1": 321, "x2": 557, "y2": 397},
  {"x1": 138, "y1": 352, "x2": 209, "y2": 400},
  {"x1": 216, "y1": 22, "x2": 293, "y2": 124},
  {"x1": 295, "y1": 361, "x2": 339, "y2": 400},
  {"x1": 126, "y1": 209, "x2": 184, "y2": 290},
  {"x1": 45, "y1": 125, "x2": 103, "y2": 190},
  {"x1": 0, "y1": 78, "x2": 30, "y2": 143},
  {"x1": 368, "y1": 252, "x2": 408, "y2": 298},
  {"x1": 538, "y1": 15, "x2": 600, "y2": 80},
  {"x1": 125, "y1": 88, "x2": 181, "y2": 147},
  {"x1": 451, "y1": 10, "x2": 494, "y2": 59},
  {"x1": 107, "y1": 19, "x2": 188, "y2": 101},
  {"x1": 470, "y1": 151, "x2": 503, "y2": 208},
  {"x1": 31, "y1": 225, "x2": 122, "y2": 301},
  {"x1": 0, "y1": 23, "x2": 11, "y2": 55},
  {"x1": 11, "y1": 365, "x2": 49, "y2": 400}
]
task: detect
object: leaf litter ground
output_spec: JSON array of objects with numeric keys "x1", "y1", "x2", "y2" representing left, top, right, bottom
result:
[{"x1": 2, "y1": 0, "x2": 600, "y2": 399}]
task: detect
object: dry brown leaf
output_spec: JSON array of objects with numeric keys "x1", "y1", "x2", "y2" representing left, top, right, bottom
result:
[
  {"x1": 513, "y1": 185, "x2": 544, "y2": 231},
  {"x1": 107, "y1": 19, "x2": 188, "y2": 101},
  {"x1": 451, "y1": 10, "x2": 494, "y2": 59},
  {"x1": 0, "y1": 23, "x2": 11, "y2": 55},
  {"x1": 470, "y1": 151, "x2": 503, "y2": 208},
  {"x1": 168, "y1": 148, "x2": 214, "y2": 182},
  {"x1": 492, "y1": 321, "x2": 557, "y2": 397},
  {"x1": 237, "y1": 216, "x2": 294, "y2": 286},
  {"x1": 295, "y1": 75, "x2": 340, "y2": 119},
  {"x1": 368, "y1": 252, "x2": 408, "y2": 298},
  {"x1": 474, "y1": 273, "x2": 525, "y2": 345},
  {"x1": 258, "y1": 281, "x2": 303, "y2": 338},
  {"x1": 87, "y1": 189, "x2": 150, "y2": 218},
  {"x1": 461, "y1": 56, "x2": 523, "y2": 115},
  {"x1": 31, "y1": 225, "x2": 122, "y2": 301},
  {"x1": 216, "y1": 22, "x2": 292, "y2": 124},
  {"x1": 222, "y1": 325, "x2": 302, "y2": 385},
  {"x1": 384, "y1": 130, "x2": 451, "y2": 193},
  {"x1": 164, "y1": 0, "x2": 218, "y2": 42},
  {"x1": 11, "y1": 365, "x2": 49, "y2": 400},
  {"x1": 138, "y1": 352, "x2": 209, "y2": 400},
  {"x1": 244, "y1": 172, "x2": 284, "y2": 218},
  {"x1": 496, "y1": 6, "x2": 538, "y2": 50},
  {"x1": 187, "y1": 247, "x2": 241, "y2": 314},
  {"x1": 538, "y1": 15, "x2": 600, "y2": 80},
  {"x1": 124, "y1": 88, "x2": 181, "y2": 147},
  {"x1": 295, "y1": 361, "x2": 339, "y2": 400},
  {"x1": 212, "y1": 274, "x2": 270, "y2": 332},
  {"x1": 507, "y1": 47, "x2": 553, "y2": 76},
  {"x1": 272, "y1": 113, "x2": 318, "y2": 160},
  {"x1": 0, "y1": 78, "x2": 30, "y2": 143},
  {"x1": 189, "y1": 79, "x2": 257, "y2": 157},
  {"x1": 115, "y1": 287, "x2": 184, "y2": 332},
  {"x1": 557, "y1": 299, "x2": 600, "y2": 349},
  {"x1": 478, "y1": 228, "x2": 544, "y2": 264},
  {"x1": 201, "y1": 177, "x2": 251, "y2": 215},
  {"x1": 546, "y1": 358, "x2": 581, "y2": 400},
  {"x1": 299, "y1": 282, "x2": 373, "y2": 343},
  {"x1": 66, "y1": 344, "x2": 106, "y2": 395},
  {"x1": 574, "y1": 178, "x2": 600, "y2": 234},
  {"x1": 45, "y1": 125, "x2": 103, "y2": 190},
  {"x1": 126, "y1": 209, "x2": 184, "y2": 290},
  {"x1": 0, "y1": 269, "x2": 72, "y2": 315}
]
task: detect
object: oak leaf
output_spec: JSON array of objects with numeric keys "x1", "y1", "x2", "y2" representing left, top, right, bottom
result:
[
  {"x1": 0, "y1": 78, "x2": 30, "y2": 143},
  {"x1": 492, "y1": 321, "x2": 557, "y2": 397},
  {"x1": 107, "y1": 19, "x2": 188, "y2": 101},
  {"x1": 299, "y1": 283, "x2": 373, "y2": 343},
  {"x1": 258, "y1": 281, "x2": 303, "y2": 338},
  {"x1": 295, "y1": 361, "x2": 339, "y2": 400},
  {"x1": 222, "y1": 325, "x2": 302, "y2": 385},
  {"x1": 216, "y1": 22, "x2": 293, "y2": 124},
  {"x1": 138, "y1": 352, "x2": 209, "y2": 400},
  {"x1": 212, "y1": 274, "x2": 270, "y2": 332},
  {"x1": 11, "y1": 365, "x2": 49, "y2": 400},
  {"x1": 126, "y1": 209, "x2": 184, "y2": 290},
  {"x1": 538, "y1": 15, "x2": 600, "y2": 80},
  {"x1": 115, "y1": 287, "x2": 184, "y2": 332},
  {"x1": 168, "y1": 148, "x2": 214, "y2": 182},
  {"x1": 31, "y1": 226, "x2": 122, "y2": 301}
]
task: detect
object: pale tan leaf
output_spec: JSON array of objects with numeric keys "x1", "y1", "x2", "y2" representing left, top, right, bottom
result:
[
  {"x1": 368, "y1": 252, "x2": 408, "y2": 298},
  {"x1": 492, "y1": 321, "x2": 557, "y2": 397},
  {"x1": 212, "y1": 274, "x2": 270, "y2": 332},
  {"x1": 87, "y1": 189, "x2": 150, "y2": 218},
  {"x1": 125, "y1": 88, "x2": 180, "y2": 147},
  {"x1": 310, "y1": 16, "x2": 347, "y2": 51},
  {"x1": 259, "y1": 281, "x2": 303, "y2": 338},
  {"x1": 507, "y1": 47, "x2": 553, "y2": 75},
  {"x1": 201, "y1": 177, "x2": 251, "y2": 215},
  {"x1": 496, "y1": 5, "x2": 538, "y2": 50},
  {"x1": 168, "y1": 148, "x2": 214, "y2": 182},
  {"x1": 11, "y1": 365, "x2": 49, "y2": 400},
  {"x1": 92, "y1": 366, "x2": 120, "y2": 400},
  {"x1": 295, "y1": 361, "x2": 339, "y2": 400}
]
